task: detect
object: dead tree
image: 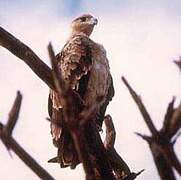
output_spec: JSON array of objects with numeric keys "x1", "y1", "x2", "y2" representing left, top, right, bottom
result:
[
  {"x1": 0, "y1": 26, "x2": 143, "y2": 179},
  {"x1": 122, "y1": 76, "x2": 181, "y2": 180}
]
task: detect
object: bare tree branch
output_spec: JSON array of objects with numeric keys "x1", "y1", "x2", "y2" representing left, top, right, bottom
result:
[
  {"x1": 4, "y1": 91, "x2": 22, "y2": 136},
  {"x1": 174, "y1": 57, "x2": 181, "y2": 71},
  {"x1": 134, "y1": 132, "x2": 152, "y2": 143},
  {"x1": 123, "y1": 76, "x2": 181, "y2": 179},
  {"x1": 104, "y1": 115, "x2": 116, "y2": 150},
  {"x1": 0, "y1": 91, "x2": 55, "y2": 180},
  {"x1": 162, "y1": 97, "x2": 181, "y2": 139},
  {"x1": 165, "y1": 146, "x2": 181, "y2": 175},
  {"x1": 135, "y1": 134, "x2": 177, "y2": 180},
  {"x1": 103, "y1": 115, "x2": 144, "y2": 180},
  {"x1": 0, "y1": 26, "x2": 55, "y2": 90},
  {"x1": 167, "y1": 104, "x2": 181, "y2": 139},
  {"x1": 106, "y1": 147, "x2": 131, "y2": 179},
  {"x1": 124, "y1": 169, "x2": 144, "y2": 180},
  {"x1": 0, "y1": 129, "x2": 55, "y2": 180},
  {"x1": 121, "y1": 76, "x2": 158, "y2": 136},
  {"x1": 149, "y1": 142, "x2": 176, "y2": 180},
  {"x1": 162, "y1": 97, "x2": 175, "y2": 136}
]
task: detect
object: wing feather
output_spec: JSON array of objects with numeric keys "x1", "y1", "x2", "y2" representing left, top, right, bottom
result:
[
  {"x1": 56, "y1": 35, "x2": 92, "y2": 97},
  {"x1": 96, "y1": 75, "x2": 115, "y2": 127}
]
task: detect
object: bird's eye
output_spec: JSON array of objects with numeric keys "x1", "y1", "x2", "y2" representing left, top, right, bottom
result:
[{"x1": 81, "y1": 17, "x2": 87, "y2": 22}]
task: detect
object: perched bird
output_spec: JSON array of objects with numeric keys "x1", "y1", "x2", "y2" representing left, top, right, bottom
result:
[{"x1": 48, "y1": 14, "x2": 114, "y2": 168}]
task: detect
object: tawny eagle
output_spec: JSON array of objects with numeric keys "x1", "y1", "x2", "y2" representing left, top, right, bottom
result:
[{"x1": 48, "y1": 14, "x2": 114, "y2": 168}]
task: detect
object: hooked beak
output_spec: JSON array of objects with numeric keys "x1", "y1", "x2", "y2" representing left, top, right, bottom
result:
[{"x1": 89, "y1": 17, "x2": 98, "y2": 25}]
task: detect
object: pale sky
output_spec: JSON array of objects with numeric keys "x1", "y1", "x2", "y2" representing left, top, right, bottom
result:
[{"x1": 0, "y1": 1, "x2": 181, "y2": 180}]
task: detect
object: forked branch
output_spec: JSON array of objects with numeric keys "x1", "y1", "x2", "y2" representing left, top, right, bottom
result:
[
  {"x1": 122, "y1": 76, "x2": 181, "y2": 179},
  {"x1": 0, "y1": 91, "x2": 55, "y2": 180}
]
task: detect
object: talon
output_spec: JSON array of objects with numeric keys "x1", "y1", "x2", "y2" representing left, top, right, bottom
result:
[{"x1": 51, "y1": 124, "x2": 62, "y2": 141}]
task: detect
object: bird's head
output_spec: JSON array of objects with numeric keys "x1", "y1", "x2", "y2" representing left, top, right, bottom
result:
[{"x1": 71, "y1": 14, "x2": 98, "y2": 37}]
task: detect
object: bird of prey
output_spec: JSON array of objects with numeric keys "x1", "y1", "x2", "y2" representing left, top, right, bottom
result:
[{"x1": 48, "y1": 14, "x2": 114, "y2": 168}]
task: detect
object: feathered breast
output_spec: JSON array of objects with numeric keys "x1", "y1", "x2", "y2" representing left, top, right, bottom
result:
[
  {"x1": 50, "y1": 35, "x2": 93, "y2": 109},
  {"x1": 50, "y1": 34, "x2": 112, "y2": 114},
  {"x1": 58, "y1": 35, "x2": 92, "y2": 92}
]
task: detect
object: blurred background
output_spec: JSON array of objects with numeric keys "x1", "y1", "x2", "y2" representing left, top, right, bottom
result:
[{"x1": 0, "y1": 0, "x2": 181, "y2": 179}]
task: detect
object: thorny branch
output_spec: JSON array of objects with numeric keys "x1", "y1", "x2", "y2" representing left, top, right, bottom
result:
[
  {"x1": 0, "y1": 91, "x2": 54, "y2": 180},
  {"x1": 122, "y1": 76, "x2": 181, "y2": 180}
]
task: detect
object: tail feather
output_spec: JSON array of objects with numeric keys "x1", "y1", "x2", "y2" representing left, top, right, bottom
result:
[
  {"x1": 50, "y1": 107, "x2": 80, "y2": 168},
  {"x1": 57, "y1": 129, "x2": 80, "y2": 169}
]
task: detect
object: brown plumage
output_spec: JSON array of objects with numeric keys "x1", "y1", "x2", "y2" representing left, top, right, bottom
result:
[{"x1": 48, "y1": 14, "x2": 114, "y2": 168}]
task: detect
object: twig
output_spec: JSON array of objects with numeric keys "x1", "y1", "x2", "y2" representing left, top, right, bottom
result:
[
  {"x1": 0, "y1": 26, "x2": 55, "y2": 90},
  {"x1": 174, "y1": 57, "x2": 181, "y2": 71},
  {"x1": 4, "y1": 91, "x2": 22, "y2": 136},
  {"x1": 124, "y1": 169, "x2": 144, "y2": 180},
  {"x1": 167, "y1": 104, "x2": 181, "y2": 139},
  {"x1": 104, "y1": 115, "x2": 116, "y2": 150},
  {"x1": 162, "y1": 97, "x2": 175, "y2": 136},
  {"x1": 134, "y1": 132, "x2": 152, "y2": 143},
  {"x1": 0, "y1": 128, "x2": 55, "y2": 180},
  {"x1": 0, "y1": 91, "x2": 55, "y2": 180},
  {"x1": 121, "y1": 76, "x2": 158, "y2": 136}
]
